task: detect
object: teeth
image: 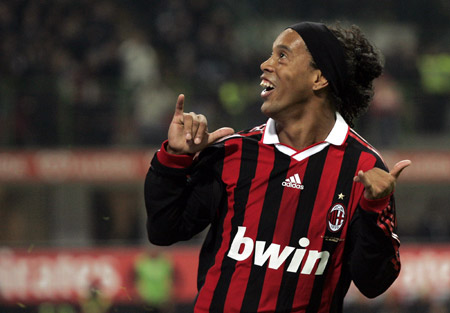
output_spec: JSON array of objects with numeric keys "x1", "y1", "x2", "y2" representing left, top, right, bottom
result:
[{"x1": 260, "y1": 80, "x2": 275, "y2": 89}]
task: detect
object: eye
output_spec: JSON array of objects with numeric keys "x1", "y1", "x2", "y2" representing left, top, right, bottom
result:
[{"x1": 278, "y1": 52, "x2": 288, "y2": 61}]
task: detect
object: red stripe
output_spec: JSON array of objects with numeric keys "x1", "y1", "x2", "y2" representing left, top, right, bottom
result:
[
  {"x1": 223, "y1": 143, "x2": 276, "y2": 312},
  {"x1": 319, "y1": 150, "x2": 360, "y2": 310},
  {"x1": 291, "y1": 146, "x2": 346, "y2": 310},
  {"x1": 378, "y1": 222, "x2": 389, "y2": 237},
  {"x1": 194, "y1": 140, "x2": 242, "y2": 312},
  {"x1": 331, "y1": 211, "x2": 337, "y2": 225},
  {"x1": 317, "y1": 149, "x2": 377, "y2": 310},
  {"x1": 378, "y1": 208, "x2": 394, "y2": 234},
  {"x1": 257, "y1": 158, "x2": 308, "y2": 312}
]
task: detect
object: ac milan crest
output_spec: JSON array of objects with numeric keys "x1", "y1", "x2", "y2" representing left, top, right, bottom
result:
[{"x1": 327, "y1": 204, "x2": 346, "y2": 232}]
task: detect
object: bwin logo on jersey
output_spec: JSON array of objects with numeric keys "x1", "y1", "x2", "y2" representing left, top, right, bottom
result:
[
  {"x1": 282, "y1": 173, "x2": 304, "y2": 190},
  {"x1": 227, "y1": 226, "x2": 330, "y2": 275}
]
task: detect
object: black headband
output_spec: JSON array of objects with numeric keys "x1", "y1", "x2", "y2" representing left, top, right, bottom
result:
[{"x1": 288, "y1": 22, "x2": 348, "y2": 99}]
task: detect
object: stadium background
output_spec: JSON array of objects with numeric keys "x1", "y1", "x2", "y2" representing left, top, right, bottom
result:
[{"x1": 0, "y1": 0, "x2": 449, "y2": 312}]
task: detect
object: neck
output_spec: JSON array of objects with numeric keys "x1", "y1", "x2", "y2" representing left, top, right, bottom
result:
[{"x1": 275, "y1": 102, "x2": 336, "y2": 151}]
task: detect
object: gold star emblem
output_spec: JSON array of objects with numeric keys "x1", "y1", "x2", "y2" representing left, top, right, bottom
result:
[{"x1": 338, "y1": 193, "x2": 345, "y2": 200}]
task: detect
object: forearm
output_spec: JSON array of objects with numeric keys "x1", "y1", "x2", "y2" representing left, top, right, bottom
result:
[
  {"x1": 145, "y1": 161, "x2": 194, "y2": 245},
  {"x1": 144, "y1": 142, "x2": 219, "y2": 245},
  {"x1": 349, "y1": 195, "x2": 400, "y2": 298}
]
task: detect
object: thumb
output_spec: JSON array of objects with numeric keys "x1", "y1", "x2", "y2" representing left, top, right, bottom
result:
[
  {"x1": 208, "y1": 127, "x2": 235, "y2": 144},
  {"x1": 389, "y1": 159, "x2": 412, "y2": 180}
]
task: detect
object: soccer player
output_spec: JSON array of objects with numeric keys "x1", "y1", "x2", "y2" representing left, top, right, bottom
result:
[{"x1": 144, "y1": 21, "x2": 411, "y2": 312}]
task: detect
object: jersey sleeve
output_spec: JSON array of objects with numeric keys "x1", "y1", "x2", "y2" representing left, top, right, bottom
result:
[
  {"x1": 348, "y1": 189, "x2": 401, "y2": 298},
  {"x1": 144, "y1": 142, "x2": 225, "y2": 246}
]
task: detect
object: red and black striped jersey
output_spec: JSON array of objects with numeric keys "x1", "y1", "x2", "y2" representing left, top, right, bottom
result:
[{"x1": 145, "y1": 113, "x2": 400, "y2": 313}]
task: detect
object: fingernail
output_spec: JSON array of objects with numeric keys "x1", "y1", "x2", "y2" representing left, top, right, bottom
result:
[
  {"x1": 186, "y1": 133, "x2": 192, "y2": 140},
  {"x1": 194, "y1": 137, "x2": 201, "y2": 144}
]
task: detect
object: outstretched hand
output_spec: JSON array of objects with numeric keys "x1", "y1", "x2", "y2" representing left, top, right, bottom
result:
[
  {"x1": 167, "y1": 94, "x2": 235, "y2": 155},
  {"x1": 353, "y1": 160, "x2": 411, "y2": 200}
]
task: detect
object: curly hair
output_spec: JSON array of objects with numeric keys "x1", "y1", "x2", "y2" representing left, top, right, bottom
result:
[{"x1": 326, "y1": 24, "x2": 383, "y2": 127}]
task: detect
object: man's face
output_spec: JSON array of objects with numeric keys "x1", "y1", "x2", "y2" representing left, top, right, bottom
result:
[{"x1": 260, "y1": 29, "x2": 319, "y2": 120}]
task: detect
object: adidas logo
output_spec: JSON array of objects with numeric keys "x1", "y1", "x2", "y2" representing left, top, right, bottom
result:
[{"x1": 282, "y1": 174, "x2": 304, "y2": 190}]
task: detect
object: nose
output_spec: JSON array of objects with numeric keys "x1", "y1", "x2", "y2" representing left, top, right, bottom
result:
[{"x1": 260, "y1": 56, "x2": 274, "y2": 73}]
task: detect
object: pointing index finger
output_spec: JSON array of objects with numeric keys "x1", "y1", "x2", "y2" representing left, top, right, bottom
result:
[{"x1": 174, "y1": 94, "x2": 185, "y2": 116}]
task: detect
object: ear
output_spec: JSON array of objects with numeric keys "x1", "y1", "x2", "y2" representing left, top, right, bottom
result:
[{"x1": 312, "y1": 70, "x2": 329, "y2": 91}]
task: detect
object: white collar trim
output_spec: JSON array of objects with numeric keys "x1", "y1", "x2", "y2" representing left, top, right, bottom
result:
[{"x1": 262, "y1": 112, "x2": 349, "y2": 161}]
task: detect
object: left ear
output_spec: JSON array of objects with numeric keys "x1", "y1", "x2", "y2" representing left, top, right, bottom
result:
[{"x1": 312, "y1": 70, "x2": 329, "y2": 91}]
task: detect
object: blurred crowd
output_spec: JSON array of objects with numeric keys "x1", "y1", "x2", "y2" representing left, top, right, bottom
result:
[
  {"x1": 0, "y1": 0, "x2": 259, "y2": 148},
  {"x1": 0, "y1": 0, "x2": 448, "y2": 148}
]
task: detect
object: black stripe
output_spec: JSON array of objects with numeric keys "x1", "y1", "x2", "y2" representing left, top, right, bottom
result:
[
  {"x1": 240, "y1": 149, "x2": 292, "y2": 312},
  {"x1": 209, "y1": 138, "x2": 260, "y2": 312},
  {"x1": 275, "y1": 147, "x2": 330, "y2": 311},
  {"x1": 306, "y1": 137, "x2": 362, "y2": 313}
]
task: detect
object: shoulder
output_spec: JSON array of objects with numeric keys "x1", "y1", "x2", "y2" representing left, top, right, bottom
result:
[
  {"x1": 346, "y1": 128, "x2": 388, "y2": 171},
  {"x1": 210, "y1": 123, "x2": 265, "y2": 147},
  {"x1": 196, "y1": 123, "x2": 266, "y2": 163}
]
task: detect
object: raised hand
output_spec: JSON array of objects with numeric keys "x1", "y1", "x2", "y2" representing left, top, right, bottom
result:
[
  {"x1": 167, "y1": 94, "x2": 235, "y2": 155},
  {"x1": 353, "y1": 160, "x2": 412, "y2": 200}
]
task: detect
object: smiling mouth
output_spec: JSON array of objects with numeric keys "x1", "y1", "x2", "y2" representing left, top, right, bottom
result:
[
  {"x1": 260, "y1": 80, "x2": 275, "y2": 92},
  {"x1": 260, "y1": 80, "x2": 275, "y2": 98}
]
